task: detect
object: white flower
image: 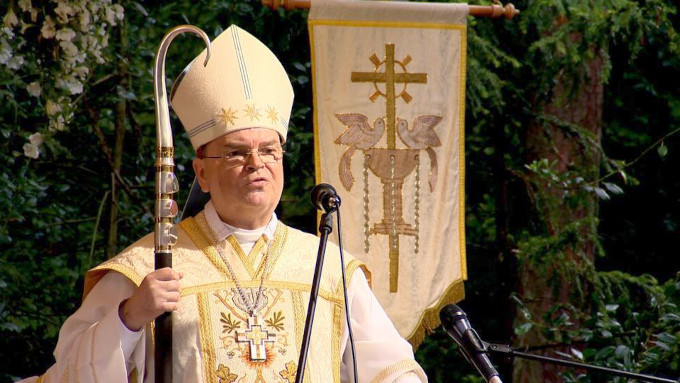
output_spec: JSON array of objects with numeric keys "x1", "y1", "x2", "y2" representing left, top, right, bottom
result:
[
  {"x1": 1, "y1": 26, "x2": 14, "y2": 39},
  {"x1": 0, "y1": 39, "x2": 11, "y2": 65},
  {"x1": 54, "y1": 0, "x2": 75, "y2": 23},
  {"x1": 55, "y1": 28, "x2": 76, "y2": 41},
  {"x1": 29, "y1": 132, "x2": 44, "y2": 146},
  {"x1": 74, "y1": 66, "x2": 89, "y2": 77},
  {"x1": 7, "y1": 55, "x2": 24, "y2": 70},
  {"x1": 104, "y1": 7, "x2": 115, "y2": 25},
  {"x1": 18, "y1": 0, "x2": 32, "y2": 12},
  {"x1": 79, "y1": 8, "x2": 91, "y2": 32},
  {"x1": 93, "y1": 48, "x2": 104, "y2": 64},
  {"x1": 113, "y1": 4, "x2": 124, "y2": 21},
  {"x1": 26, "y1": 81, "x2": 41, "y2": 97},
  {"x1": 59, "y1": 40, "x2": 78, "y2": 57},
  {"x1": 56, "y1": 115, "x2": 66, "y2": 131},
  {"x1": 88, "y1": 2, "x2": 100, "y2": 14},
  {"x1": 46, "y1": 100, "x2": 61, "y2": 116},
  {"x1": 23, "y1": 143, "x2": 40, "y2": 159},
  {"x1": 67, "y1": 79, "x2": 83, "y2": 94},
  {"x1": 3, "y1": 9, "x2": 19, "y2": 28},
  {"x1": 73, "y1": 51, "x2": 86, "y2": 63},
  {"x1": 19, "y1": 0, "x2": 38, "y2": 22},
  {"x1": 41, "y1": 16, "x2": 56, "y2": 39},
  {"x1": 57, "y1": 77, "x2": 83, "y2": 95},
  {"x1": 104, "y1": 5, "x2": 122, "y2": 26},
  {"x1": 49, "y1": 115, "x2": 66, "y2": 131}
]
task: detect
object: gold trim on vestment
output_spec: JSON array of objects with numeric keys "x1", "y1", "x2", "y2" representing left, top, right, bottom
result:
[
  {"x1": 248, "y1": 237, "x2": 266, "y2": 269},
  {"x1": 226, "y1": 235, "x2": 258, "y2": 277},
  {"x1": 198, "y1": 292, "x2": 218, "y2": 383},
  {"x1": 180, "y1": 280, "x2": 344, "y2": 305},
  {"x1": 181, "y1": 213, "x2": 288, "y2": 283},
  {"x1": 370, "y1": 359, "x2": 425, "y2": 383},
  {"x1": 332, "y1": 304, "x2": 343, "y2": 383},
  {"x1": 254, "y1": 226, "x2": 288, "y2": 280},
  {"x1": 338, "y1": 259, "x2": 365, "y2": 293},
  {"x1": 290, "y1": 291, "x2": 311, "y2": 383},
  {"x1": 84, "y1": 264, "x2": 143, "y2": 300},
  {"x1": 129, "y1": 368, "x2": 138, "y2": 383}
]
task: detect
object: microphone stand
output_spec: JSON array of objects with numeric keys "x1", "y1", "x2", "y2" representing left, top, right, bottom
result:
[
  {"x1": 295, "y1": 209, "x2": 335, "y2": 383},
  {"x1": 484, "y1": 342, "x2": 678, "y2": 383}
]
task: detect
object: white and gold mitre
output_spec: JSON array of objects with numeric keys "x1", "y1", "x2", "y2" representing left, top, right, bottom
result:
[{"x1": 170, "y1": 25, "x2": 294, "y2": 149}]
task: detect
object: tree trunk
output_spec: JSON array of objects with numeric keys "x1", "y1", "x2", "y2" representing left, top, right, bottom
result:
[
  {"x1": 512, "y1": 50, "x2": 604, "y2": 382},
  {"x1": 106, "y1": 18, "x2": 129, "y2": 259}
]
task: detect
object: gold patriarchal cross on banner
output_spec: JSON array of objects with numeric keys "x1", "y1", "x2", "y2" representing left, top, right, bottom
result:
[{"x1": 335, "y1": 43, "x2": 442, "y2": 292}]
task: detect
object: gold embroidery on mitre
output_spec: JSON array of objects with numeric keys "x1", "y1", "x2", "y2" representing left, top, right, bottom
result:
[
  {"x1": 334, "y1": 43, "x2": 446, "y2": 292},
  {"x1": 217, "y1": 107, "x2": 238, "y2": 127},
  {"x1": 243, "y1": 103, "x2": 261, "y2": 122},
  {"x1": 266, "y1": 106, "x2": 279, "y2": 124}
]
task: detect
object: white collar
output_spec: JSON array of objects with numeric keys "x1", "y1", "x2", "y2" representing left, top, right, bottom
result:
[{"x1": 204, "y1": 200, "x2": 278, "y2": 244}]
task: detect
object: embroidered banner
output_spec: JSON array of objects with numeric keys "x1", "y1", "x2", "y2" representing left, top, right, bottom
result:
[{"x1": 309, "y1": 0, "x2": 469, "y2": 347}]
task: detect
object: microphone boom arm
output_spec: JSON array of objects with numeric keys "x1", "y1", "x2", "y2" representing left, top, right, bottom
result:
[{"x1": 484, "y1": 342, "x2": 678, "y2": 383}]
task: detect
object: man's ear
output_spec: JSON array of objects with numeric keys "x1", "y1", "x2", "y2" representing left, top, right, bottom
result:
[{"x1": 192, "y1": 158, "x2": 210, "y2": 193}]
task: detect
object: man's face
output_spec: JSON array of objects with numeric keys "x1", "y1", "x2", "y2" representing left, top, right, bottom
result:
[{"x1": 192, "y1": 128, "x2": 284, "y2": 229}]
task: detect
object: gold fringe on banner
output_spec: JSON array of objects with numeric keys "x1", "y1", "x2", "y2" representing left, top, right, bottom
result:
[{"x1": 407, "y1": 280, "x2": 465, "y2": 349}]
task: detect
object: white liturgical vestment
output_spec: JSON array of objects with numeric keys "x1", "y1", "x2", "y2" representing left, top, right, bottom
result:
[{"x1": 20, "y1": 202, "x2": 427, "y2": 383}]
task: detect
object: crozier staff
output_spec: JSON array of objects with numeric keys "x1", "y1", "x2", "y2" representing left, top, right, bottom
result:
[{"x1": 19, "y1": 25, "x2": 427, "y2": 382}]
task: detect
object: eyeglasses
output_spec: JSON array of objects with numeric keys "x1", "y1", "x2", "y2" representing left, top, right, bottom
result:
[{"x1": 201, "y1": 147, "x2": 285, "y2": 165}]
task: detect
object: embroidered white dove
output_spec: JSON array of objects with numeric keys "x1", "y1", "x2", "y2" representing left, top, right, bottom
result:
[
  {"x1": 334, "y1": 114, "x2": 385, "y2": 190},
  {"x1": 396, "y1": 115, "x2": 443, "y2": 191}
]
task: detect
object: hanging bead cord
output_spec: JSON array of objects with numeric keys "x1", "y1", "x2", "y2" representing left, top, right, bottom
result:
[
  {"x1": 363, "y1": 153, "x2": 371, "y2": 253},
  {"x1": 414, "y1": 154, "x2": 420, "y2": 254},
  {"x1": 390, "y1": 154, "x2": 397, "y2": 253}
]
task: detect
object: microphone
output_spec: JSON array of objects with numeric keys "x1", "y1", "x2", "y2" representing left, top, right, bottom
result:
[
  {"x1": 440, "y1": 304, "x2": 503, "y2": 383},
  {"x1": 310, "y1": 183, "x2": 341, "y2": 212}
]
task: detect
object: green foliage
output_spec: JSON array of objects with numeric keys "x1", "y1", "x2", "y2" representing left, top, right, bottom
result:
[
  {"x1": 520, "y1": 0, "x2": 679, "y2": 100},
  {"x1": 513, "y1": 273, "x2": 680, "y2": 382},
  {"x1": 1, "y1": 1, "x2": 314, "y2": 380}
]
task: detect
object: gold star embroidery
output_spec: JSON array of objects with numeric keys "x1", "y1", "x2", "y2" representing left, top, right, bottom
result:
[
  {"x1": 279, "y1": 361, "x2": 297, "y2": 382},
  {"x1": 243, "y1": 104, "x2": 261, "y2": 122},
  {"x1": 266, "y1": 106, "x2": 279, "y2": 124},
  {"x1": 216, "y1": 364, "x2": 238, "y2": 383},
  {"x1": 217, "y1": 107, "x2": 238, "y2": 127}
]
